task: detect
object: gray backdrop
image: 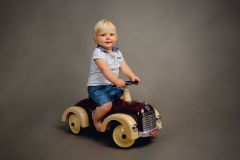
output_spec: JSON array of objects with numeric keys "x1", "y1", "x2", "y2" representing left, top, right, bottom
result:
[{"x1": 1, "y1": 0, "x2": 240, "y2": 160}]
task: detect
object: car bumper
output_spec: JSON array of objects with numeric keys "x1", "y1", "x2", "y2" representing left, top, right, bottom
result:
[{"x1": 138, "y1": 127, "x2": 160, "y2": 137}]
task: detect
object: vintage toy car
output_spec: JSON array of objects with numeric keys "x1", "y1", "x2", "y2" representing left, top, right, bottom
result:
[{"x1": 61, "y1": 81, "x2": 162, "y2": 148}]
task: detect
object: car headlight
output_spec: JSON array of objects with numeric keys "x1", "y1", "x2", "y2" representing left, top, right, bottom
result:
[
  {"x1": 132, "y1": 124, "x2": 138, "y2": 132},
  {"x1": 156, "y1": 115, "x2": 161, "y2": 122}
]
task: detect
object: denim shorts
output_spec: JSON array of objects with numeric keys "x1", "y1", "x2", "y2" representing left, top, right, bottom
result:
[{"x1": 88, "y1": 85, "x2": 124, "y2": 106}]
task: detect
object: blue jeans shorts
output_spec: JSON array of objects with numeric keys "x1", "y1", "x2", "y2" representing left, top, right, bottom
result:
[{"x1": 88, "y1": 85, "x2": 124, "y2": 106}]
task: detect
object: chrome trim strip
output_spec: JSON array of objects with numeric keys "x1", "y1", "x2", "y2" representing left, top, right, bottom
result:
[{"x1": 138, "y1": 127, "x2": 159, "y2": 137}]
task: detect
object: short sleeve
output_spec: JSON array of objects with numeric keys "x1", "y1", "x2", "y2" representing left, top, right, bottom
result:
[{"x1": 92, "y1": 48, "x2": 106, "y2": 60}]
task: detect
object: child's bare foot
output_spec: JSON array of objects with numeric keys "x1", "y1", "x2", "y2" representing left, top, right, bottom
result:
[
  {"x1": 94, "y1": 121, "x2": 102, "y2": 132},
  {"x1": 92, "y1": 111, "x2": 102, "y2": 131}
]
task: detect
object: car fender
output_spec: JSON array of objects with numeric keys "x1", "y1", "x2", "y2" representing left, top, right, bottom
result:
[
  {"x1": 61, "y1": 106, "x2": 90, "y2": 128},
  {"x1": 101, "y1": 113, "x2": 139, "y2": 140}
]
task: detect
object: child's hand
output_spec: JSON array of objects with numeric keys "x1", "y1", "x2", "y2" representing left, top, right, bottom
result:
[
  {"x1": 114, "y1": 78, "x2": 125, "y2": 88},
  {"x1": 130, "y1": 76, "x2": 141, "y2": 84}
]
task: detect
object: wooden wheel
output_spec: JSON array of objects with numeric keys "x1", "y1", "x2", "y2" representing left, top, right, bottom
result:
[
  {"x1": 68, "y1": 114, "x2": 81, "y2": 134},
  {"x1": 112, "y1": 124, "x2": 135, "y2": 148}
]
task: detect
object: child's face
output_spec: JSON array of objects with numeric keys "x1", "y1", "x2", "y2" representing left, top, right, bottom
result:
[{"x1": 95, "y1": 25, "x2": 117, "y2": 51}]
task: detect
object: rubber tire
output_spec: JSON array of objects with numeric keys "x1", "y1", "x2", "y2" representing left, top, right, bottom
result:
[
  {"x1": 68, "y1": 114, "x2": 81, "y2": 134},
  {"x1": 112, "y1": 124, "x2": 135, "y2": 148}
]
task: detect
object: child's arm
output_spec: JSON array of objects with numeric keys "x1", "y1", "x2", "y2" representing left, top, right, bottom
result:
[
  {"x1": 120, "y1": 60, "x2": 140, "y2": 82},
  {"x1": 95, "y1": 59, "x2": 125, "y2": 88}
]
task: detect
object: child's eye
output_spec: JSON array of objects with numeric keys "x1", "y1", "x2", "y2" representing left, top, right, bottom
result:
[
  {"x1": 110, "y1": 33, "x2": 115, "y2": 36},
  {"x1": 99, "y1": 34, "x2": 106, "y2": 36}
]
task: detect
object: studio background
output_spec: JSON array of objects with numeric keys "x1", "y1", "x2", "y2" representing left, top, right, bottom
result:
[{"x1": 0, "y1": 0, "x2": 240, "y2": 160}]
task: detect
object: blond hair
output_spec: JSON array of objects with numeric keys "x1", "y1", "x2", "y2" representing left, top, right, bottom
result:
[{"x1": 93, "y1": 19, "x2": 117, "y2": 43}]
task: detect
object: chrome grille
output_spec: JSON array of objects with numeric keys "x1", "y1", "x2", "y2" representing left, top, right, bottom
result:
[{"x1": 142, "y1": 111, "x2": 156, "y2": 131}]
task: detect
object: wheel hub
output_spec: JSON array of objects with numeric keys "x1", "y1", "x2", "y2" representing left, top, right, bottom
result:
[{"x1": 122, "y1": 134, "x2": 127, "y2": 139}]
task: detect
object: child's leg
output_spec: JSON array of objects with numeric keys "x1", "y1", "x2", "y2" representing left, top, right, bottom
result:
[{"x1": 92, "y1": 102, "x2": 112, "y2": 131}]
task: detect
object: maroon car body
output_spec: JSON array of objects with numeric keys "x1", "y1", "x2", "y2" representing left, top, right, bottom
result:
[{"x1": 75, "y1": 98, "x2": 158, "y2": 132}]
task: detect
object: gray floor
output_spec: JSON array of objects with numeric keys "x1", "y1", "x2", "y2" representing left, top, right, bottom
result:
[{"x1": 1, "y1": 0, "x2": 240, "y2": 160}]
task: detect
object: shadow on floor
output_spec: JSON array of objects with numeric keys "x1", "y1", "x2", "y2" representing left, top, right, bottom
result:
[{"x1": 56, "y1": 123, "x2": 155, "y2": 149}]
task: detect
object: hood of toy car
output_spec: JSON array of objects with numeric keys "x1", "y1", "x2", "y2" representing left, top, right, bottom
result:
[{"x1": 110, "y1": 100, "x2": 155, "y2": 116}]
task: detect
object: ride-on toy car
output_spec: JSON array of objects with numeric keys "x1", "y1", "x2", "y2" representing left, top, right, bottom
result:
[{"x1": 61, "y1": 81, "x2": 162, "y2": 148}]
